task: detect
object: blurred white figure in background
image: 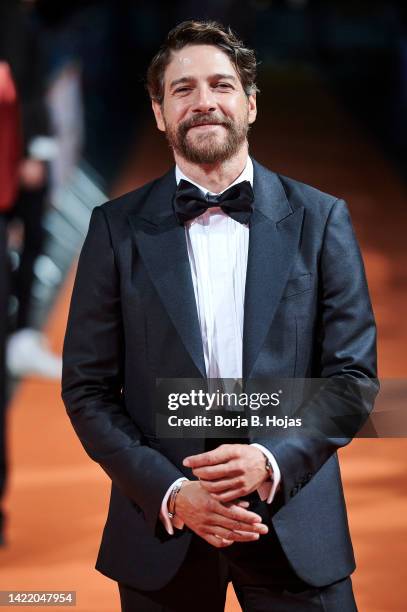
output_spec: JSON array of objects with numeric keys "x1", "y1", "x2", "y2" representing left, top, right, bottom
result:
[
  {"x1": 47, "y1": 60, "x2": 84, "y2": 199},
  {"x1": 7, "y1": 328, "x2": 61, "y2": 379}
]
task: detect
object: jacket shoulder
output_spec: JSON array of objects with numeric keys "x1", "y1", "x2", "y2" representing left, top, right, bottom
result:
[
  {"x1": 98, "y1": 176, "x2": 161, "y2": 219},
  {"x1": 253, "y1": 159, "x2": 344, "y2": 224},
  {"x1": 277, "y1": 173, "x2": 341, "y2": 212}
]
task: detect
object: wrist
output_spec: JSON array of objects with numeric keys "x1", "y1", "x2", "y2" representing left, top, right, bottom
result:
[
  {"x1": 252, "y1": 446, "x2": 273, "y2": 483},
  {"x1": 264, "y1": 455, "x2": 274, "y2": 482},
  {"x1": 167, "y1": 481, "x2": 183, "y2": 519},
  {"x1": 168, "y1": 480, "x2": 189, "y2": 519}
]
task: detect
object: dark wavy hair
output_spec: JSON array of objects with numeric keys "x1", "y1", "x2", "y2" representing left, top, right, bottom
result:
[{"x1": 146, "y1": 19, "x2": 259, "y2": 104}]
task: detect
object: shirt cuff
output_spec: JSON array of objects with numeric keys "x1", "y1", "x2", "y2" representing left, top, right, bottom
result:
[
  {"x1": 159, "y1": 477, "x2": 188, "y2": 535},
  {"x1": 250, "y1": 443, "x2": 281, "y2": 503}
]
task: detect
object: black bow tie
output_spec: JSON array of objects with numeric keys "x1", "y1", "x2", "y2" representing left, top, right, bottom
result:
[{"x1": 173, "y1": 179, "x2": 254, "y2": 225}]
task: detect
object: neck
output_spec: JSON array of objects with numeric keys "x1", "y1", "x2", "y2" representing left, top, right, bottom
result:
[{"x1": 174, "y1": 143, "x2": 249, "y2": 193}]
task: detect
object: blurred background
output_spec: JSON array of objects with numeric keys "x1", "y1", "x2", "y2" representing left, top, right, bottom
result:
[{"x1": 0, "y1": 1, "x2": 406, "y2": 610}]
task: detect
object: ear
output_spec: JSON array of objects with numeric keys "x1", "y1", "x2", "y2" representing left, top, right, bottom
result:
[
  {"x1": 247, "y1": 93, "x2": 257, "y2": 125},
  {"x1": 151, "y1": 99, "x2": 166, "y2": 132}
]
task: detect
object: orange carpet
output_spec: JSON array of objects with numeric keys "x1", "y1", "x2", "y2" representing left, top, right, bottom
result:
[{"x1": 1, "y1": 70, "x2": 406, "y2": 611}]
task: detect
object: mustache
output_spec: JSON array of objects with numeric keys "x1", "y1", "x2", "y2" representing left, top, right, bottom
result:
[{"x1": 180, "y1": 114, "x2": 232, "y2": 133}]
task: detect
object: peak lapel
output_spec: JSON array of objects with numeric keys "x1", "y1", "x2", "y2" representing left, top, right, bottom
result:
[
  {"x1": 128, "y1": 169, "x2": 206, "y2": 378},
  {"x1": 243, "y1": 161, "x2": 304, "y2": 380}
]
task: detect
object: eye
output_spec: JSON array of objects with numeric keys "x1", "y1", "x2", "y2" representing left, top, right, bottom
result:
[
  {"x1": 214, "y1": 82, "x2": 233, "y2": 90},
  {"x1": 174, "y1": 86, "x2": 191, "y2": 94}
]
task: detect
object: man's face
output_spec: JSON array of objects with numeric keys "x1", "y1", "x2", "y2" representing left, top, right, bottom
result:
[{"x1": 152, "y1": 44, "x2": 257, "y2": 164}]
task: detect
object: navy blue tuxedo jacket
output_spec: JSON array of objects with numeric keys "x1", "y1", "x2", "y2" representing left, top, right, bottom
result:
[{"x1": 62, "y1": 159, "x2": 377, "y2": 590}]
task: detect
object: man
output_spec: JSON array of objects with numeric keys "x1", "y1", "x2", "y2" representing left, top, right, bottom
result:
[{"x1": 62, "y1": 20, "x2": 377, "y2": 611}]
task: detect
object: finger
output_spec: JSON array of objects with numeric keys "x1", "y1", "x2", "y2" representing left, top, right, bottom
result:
[
  {"x1": 204, "y1": 533, "x2": 234, "y2": 548},
  {"x1": 215, "y1": 501, "x2": 263, "y2": 524},
  {"x1": 193, "y1": 462, "x2": 241, "y2": 480},
  {"x1": 183, "y1": 445, "x2": 236, "y2": 468},
  {"x1": 226, "y1": 499, "x2": 249, "y2": 507},
  {"x1": 199, "y1": 477, "x2": 242, "y2": 493},
  {"x1": 205, "y1": 525, "x2": 261, "y2": 543},
  {"x1": 211, "y1": 488, "x2": 248, "y2": 503},
  {"x1": 210, "y1": 514, "x2": 269, "y2": 535},
  {"x1": 233, "y1": 530, "x2": 267, "y2": 539},
  {"x1": 236, "y1": 500, "x2": 250, "y2": 508}
]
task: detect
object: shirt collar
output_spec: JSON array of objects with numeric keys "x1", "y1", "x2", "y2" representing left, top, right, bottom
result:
[{"x1": 175, "y1": 156, "x2": 253, "y2": 196}]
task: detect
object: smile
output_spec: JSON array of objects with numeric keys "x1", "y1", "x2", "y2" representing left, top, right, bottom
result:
[{"x1": 189, "y1": 124, "x2": 223, "y2": 130}]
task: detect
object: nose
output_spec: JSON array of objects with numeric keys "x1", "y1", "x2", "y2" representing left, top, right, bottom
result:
[{"x1": 191, "y1": 84, "x2": 216, "y2": 114}]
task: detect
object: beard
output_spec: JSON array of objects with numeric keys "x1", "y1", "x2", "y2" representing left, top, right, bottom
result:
[{"x1": 163, "y1": 111, "x2": 249, "y2": 164}]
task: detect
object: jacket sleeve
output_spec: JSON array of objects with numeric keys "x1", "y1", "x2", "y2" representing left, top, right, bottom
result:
[
  {"x1": 61, "y1": 206, "x2": 185, "y2": 532},
  {"x1": 251, "y1": 199, "x2": 379, "y2": 504}
]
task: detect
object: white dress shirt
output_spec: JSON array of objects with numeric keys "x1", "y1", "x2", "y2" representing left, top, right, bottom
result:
[{"x1": 160, "y1": 157, "x2": 281, "y2": 534}]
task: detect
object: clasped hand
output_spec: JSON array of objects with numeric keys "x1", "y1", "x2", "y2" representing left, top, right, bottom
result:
[{"x1": 175, "y1": 445, "x2": 270, "y2": 548}]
